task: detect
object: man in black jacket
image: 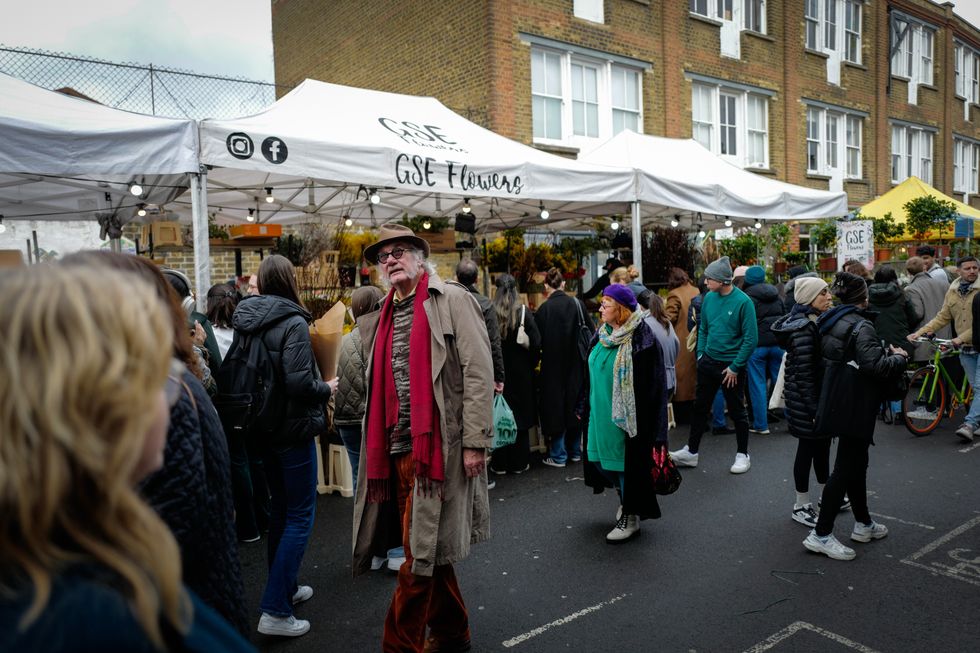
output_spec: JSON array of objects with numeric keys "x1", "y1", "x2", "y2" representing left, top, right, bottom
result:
[
  {"x1": 456, "y1": 259, "x2": 505, "y2": 395},
  {"x1": 742, "y1": 265, "x2": 785, "y2": 435}
]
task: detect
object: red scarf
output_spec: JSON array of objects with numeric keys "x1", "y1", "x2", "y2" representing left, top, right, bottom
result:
[{"x1": 365, "y1": 272, "x2": 443, "y2": 502}]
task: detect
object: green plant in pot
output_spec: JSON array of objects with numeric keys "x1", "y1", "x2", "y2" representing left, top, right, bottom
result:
[
  {"x1": 766, "y1": 223, "x2": 792, "y2": 271},
  {"x1": 718, "y1": 231, "x2": 762, "y2": 266},
  {"x1": 784, "y1": 251, "x2": 808, "y2": 266},
  {"x1": 903, "y1": 195, "x2": 958, "y2": 243}
]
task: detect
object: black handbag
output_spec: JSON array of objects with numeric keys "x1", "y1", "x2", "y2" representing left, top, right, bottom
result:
[
  {"x1": 574, "y1": 298, "x2": 593, "y2": 361},
  {"x1": 650, "y1": 444, "x2": 682, "y2": 495}
]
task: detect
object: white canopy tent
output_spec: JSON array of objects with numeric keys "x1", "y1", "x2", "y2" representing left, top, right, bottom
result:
[
  {"x1": 0, "y1": 73, "x2": 205, "y2": 297},
  {"x1": 192, "y1": 79, "x2": 635, "y2": 228}
]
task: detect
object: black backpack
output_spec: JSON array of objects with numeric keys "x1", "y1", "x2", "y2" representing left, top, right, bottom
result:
[{"x1": 213, "y1": 330, "x2": 283, "y2": 443}]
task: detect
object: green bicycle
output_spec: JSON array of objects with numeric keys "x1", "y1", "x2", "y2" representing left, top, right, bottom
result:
[{"x1": 903, "y1": 338, "x2": 974, "y2": 436}]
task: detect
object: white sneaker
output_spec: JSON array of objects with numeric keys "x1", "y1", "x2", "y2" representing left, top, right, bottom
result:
[
  {"x1": 258, "y1": 613, "x2": 310, "y2": 637},
  {"x1": 670, "y1": 445, "x2": 698, "y2": 468},
  {"x1": 291, "y1": 585, "x2": 313, "y2": 605},
  {"x1": 955, "y1": 422, "x2": 975, "y2": 442},
  {"x1": 851, "y1": 520, "x2": 889, "y2": 543},
  {"x1": 792, "y1": 504, "x2": 818, "y2": 528},
  {"x1": 387, "y1": 555, "x2": 406, "y2": 571},
  {"x1": 541, "y1": 457, "x2": 566, "y2": 468},
  {"x1": 803, "y1": 531, "x2": 856, "y2": 561},
  {"x1": 749, "y1": 427, "x2": 770, "y2": 435},
  {"x1": 730, "y1": 453, "x2": 751, "y2": 474},
  {"x1": 370, "y1": 556, "x2": 387, "y2": 571},
  {"x1": 606, "y1": 514, "x2": 639, "y2": 543}
]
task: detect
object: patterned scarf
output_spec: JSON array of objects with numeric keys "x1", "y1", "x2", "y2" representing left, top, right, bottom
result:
[
  {"x1": 597, "y1": 308, "x2": 648, "y2": 438},
  {"x1": 364, "y1": 272, "x2": 443, "y2": 502}
]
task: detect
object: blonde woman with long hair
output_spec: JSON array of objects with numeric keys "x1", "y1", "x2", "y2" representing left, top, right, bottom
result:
[{"x1": 0, "y1": 266, "x2": 253, "y2": 652}]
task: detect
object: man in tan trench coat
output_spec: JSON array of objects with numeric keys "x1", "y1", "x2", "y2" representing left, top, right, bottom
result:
[{"x1": 353, "y1": 223, "x2": 493, "y2": 652}]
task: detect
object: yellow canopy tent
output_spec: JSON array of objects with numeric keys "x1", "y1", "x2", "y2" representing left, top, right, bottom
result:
[{"x1": 858, "y1": 176, "x2": 980, "y2": 242}]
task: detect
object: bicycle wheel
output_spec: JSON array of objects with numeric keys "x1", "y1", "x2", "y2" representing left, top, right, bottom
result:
[{"x1": 903, "y1": 367, "x2": 946, "y2": 436}]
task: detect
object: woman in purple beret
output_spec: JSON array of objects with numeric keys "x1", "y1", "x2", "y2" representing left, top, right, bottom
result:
[{"x1": 579, "y1": 284, "x2": 671, "y2": 543}]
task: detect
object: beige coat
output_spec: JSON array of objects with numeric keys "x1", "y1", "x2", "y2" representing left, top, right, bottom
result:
[
  {"x1": 666, "y1": 283, "x2": 699, "y2": 402},
  {"x1": 915, "y1": 276, "x2": 980, "y2": 346},
  {"x1": 352, "y1": 275, "x2": 494, "y2": 577}
]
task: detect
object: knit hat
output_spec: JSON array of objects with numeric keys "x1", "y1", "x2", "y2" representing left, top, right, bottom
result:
[
  {"x1": 744, "y1": 265, "x2": 766, "y2": 286},
  {"x1": 733, "y1": 265, "x2": 749, "y2": 279},
  {"x1": 787, "y1": 265, "x2": 809, "y2": 279},
  {"x1": 602, "y1": 284, "x2": 638, "y2": 311},
  {"x1": 831, "y1": 271, "x2": 868, "y2": 305},
  {"x1": 704, "y1": 256, "x2": 733, "y2": 284},
  {"x1": 794, "y1": 276, "x2": 828, "y2": 307}
]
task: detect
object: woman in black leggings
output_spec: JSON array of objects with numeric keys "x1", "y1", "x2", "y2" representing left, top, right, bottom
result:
[{"x1": 772, "y1": 277, "x2": 834, "y2": 528}]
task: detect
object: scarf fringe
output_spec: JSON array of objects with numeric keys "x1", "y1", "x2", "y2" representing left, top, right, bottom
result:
[{"x1": 366, "y1": 478, "x2": 390, "y2": 504}]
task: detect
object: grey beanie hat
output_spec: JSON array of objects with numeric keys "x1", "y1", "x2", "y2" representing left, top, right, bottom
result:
[{"x1": 704, "y1": 256, "x2": 734, "y2": 284}]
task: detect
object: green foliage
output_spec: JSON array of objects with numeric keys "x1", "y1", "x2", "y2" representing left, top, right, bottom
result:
[
  {"x1": 766, "y1": 223, "x2": 792, "y2": 258},
  {"x1": 718, "y1": 231, "x2": 762, "y2": 266},
  {"x1": 398, "y1": 215, "x2": 451, "y2": 233},
  {"x1": 852, "y1": 210, "x2": 905, "y2": 247},
  {"x1": 903, "y1": 195, "x2": 958, "y2": 241},
  {"x1": 809, "y1": 218, "x2": 838, "y2": 252},
  {"x1": 207, "y1": 213, "x2": 230, "y2": 240},
  {"x1": 784, "y1": 251, "x2": 808, "y2": 266},
  {"x1": 271, "y1": 233, "x2": 304, "y2": 266},
  {"x1": 642, "y1": 226, "x2": 698, "y2": 284}
]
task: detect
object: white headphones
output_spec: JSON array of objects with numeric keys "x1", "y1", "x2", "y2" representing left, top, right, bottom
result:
[{"x1": 162, "y1": 269, "x2": 196, "y2": 316}]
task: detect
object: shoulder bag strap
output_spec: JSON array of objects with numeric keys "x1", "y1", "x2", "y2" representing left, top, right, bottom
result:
[
  {"x1": 520, "y1": 305, "x2": 526, "y2": 328},
  {"x1": 574, "y1": 297, "x2": 585, "y2": 327}
]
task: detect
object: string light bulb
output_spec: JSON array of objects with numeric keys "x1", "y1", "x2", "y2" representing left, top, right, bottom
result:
[
  {"x1": 539, "y1": 201, "x2": 549, "y2": 220},
  {"x1": 462, "y1": 198, "x2": 471, "y2": 214},
  {"x1": 697, "y1": 225, "x2": 706, "y2": 238},
  {"x1": 129, "y1": 180, "x2": 144, "y2": 196},
  {"x1": 724, "y1": 217, "x2": 732, "y2": 227},
  {"x1": 610, "y1": 220, "x2": 620, "y2": 231},
  {"x1": 247, "y1": 208, "x2": 256, "y2": 222},
  {"x1": 265, "y1": 187, "x2": 274, "y2": 203},
  {"x1": 670, "y1": 216, "x2": 679, "y2": 228},
  {"x1": 370, "y1": 189, "x2": 381, "y2": 204},
  {"x1": 344, "y1": 216, "x2": 353, "y2": 227},
  {"x1": 137, "y1": 204, "x2": 147, "y2": 217},
  {"x1": 754, "y1": 220, "x2": 762, "y2": 229},
  {"x1": 422, "y1": 219, "x2": 432, "y2": 230}
]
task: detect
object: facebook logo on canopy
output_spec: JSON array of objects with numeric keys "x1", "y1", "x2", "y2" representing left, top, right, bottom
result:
[{"x1": 261, "y1": 137, "x2": 289, "y2": 164}]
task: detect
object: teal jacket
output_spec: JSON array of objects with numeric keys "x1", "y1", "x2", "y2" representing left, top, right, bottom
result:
[{"x1": 698, "y1": 287, "x2": 758, "y2": 372}]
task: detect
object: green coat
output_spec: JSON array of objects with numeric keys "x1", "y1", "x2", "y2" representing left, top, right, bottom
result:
[{"x1": 352, "y1": 274, "x2": 494, "y2": 577}]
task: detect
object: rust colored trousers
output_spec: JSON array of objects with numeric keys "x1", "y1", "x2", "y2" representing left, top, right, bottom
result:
[{"x1": 382, "y1": 453, "x2": 470, "y2": 652}]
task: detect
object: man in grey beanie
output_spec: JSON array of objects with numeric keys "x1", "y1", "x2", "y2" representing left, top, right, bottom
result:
[{"x1": 671, "y1": 256, "x2": 759, "y2": 473}]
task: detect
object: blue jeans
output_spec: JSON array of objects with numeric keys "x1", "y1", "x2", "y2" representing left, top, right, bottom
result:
[
  {"x1": 747, "y1": 346, "x2": 784, "y2": 430},
  {"x1": 711, "y1": 390, "x2": 726, "y2": 428},
  {"x1": 958, "y1": 351, "x2": 980, "y2": 427},
  {"x1": 337, "y1": 425, "x2": 361, "y2": 493},
  {"x1": 260, "y1": 439, "x2": 317, "y2": 617},
  {"x1": 547, "y1": 424, "x2": 582, "y2": 464}
]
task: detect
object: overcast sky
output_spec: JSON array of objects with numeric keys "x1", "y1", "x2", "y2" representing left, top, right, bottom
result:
[
  {"x1": 1, "y1": 1, "x2": 979, "y2": 84},
  {"x1": 0, "y1": 0, "x2": 274, "y2": 81}
]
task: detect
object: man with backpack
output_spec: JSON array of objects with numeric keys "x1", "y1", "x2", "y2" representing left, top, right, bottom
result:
[{"x1": 352, "y1": 223, "x2": 494, "y2": 653}]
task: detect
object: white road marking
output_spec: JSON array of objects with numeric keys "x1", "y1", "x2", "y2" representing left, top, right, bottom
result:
[
  {"x1": 958, "y1": 440, "x2": 980, "y2": 453},
  {"x1": 742, "y1": 621, "x2": 881, "y2": 653},
  {"x1": 868, "y1": 511, "x2": 935, "y2": 530},
  {"x1": 501, "y1": 593, "x2": 628, "y2": 648},
  {"x1": 901, "y1": 515, "x2": 980, "y2": 588}
]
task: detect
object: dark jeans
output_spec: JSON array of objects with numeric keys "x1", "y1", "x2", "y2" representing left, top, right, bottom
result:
[
  {"x1": 228, "y1": 433, "x2": 270, "y2": 541},
  {"x1": 260, "y1": 439, "x2": 317, "y2": 617},
  {"x1": 688, "y1": 356, "x2": 749, "y2": 454},
  {"x1": 546, "y1": 422, "x2": 582, "y2": 464},
  {"x1": 491, "y1": 428, "x2": 530, "y2": 473},
  {"x1": 815, "y1": 438, "x2": 872, "y2": 537},
  {"x1": 337, "y1": 424, "x2": 362, "y2": 493},
  {"x1": 793, "y1": 438, "x2": 831, "y2": 493}
]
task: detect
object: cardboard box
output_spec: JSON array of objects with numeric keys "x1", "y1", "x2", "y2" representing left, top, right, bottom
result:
[
  {"x1": 140, "y1": 221, "x2": 183, "y2": 247},
  {"x1": 229, "y1": 224, "x2": 283, "y2": 239}
]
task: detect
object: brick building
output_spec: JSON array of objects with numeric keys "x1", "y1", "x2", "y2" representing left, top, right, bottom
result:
[{"x1": 272, "y1": 0, "x2": 980, "y2": 215}]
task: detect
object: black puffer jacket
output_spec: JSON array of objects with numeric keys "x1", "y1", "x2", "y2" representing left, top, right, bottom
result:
[
  {"x1": 139, "y1": 369, "x2": 249, "y2": 636},
  {"x1": 817, "y1": 305, "x2": 907, "y2": 442},
  {"x1": 868, "y1": 282, "x2": 916, "y2": 356},
  {"x1": 772, "y1": 305, "x2": 825, "y2": 440},
  {"x1": 232, "y1": 294, "x2": 330, "y2": 447},
  {"x1": 744, "y1": 281, "x2": 783, "y2": 347}
]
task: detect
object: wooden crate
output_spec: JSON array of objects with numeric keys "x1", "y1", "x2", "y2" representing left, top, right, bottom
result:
[
  {"x1": 140, "y1": 221, "x2": 183, "y2": 247},
  {"x1": 418, "y1": 230, "x2": 456, "y2": 252},
  {"x1": 229, "y1": 224, "x2": 283, "y2": 239}
]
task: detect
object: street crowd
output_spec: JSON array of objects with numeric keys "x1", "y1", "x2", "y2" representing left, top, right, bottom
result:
[{"x1": 2, "y1": 226, "x2": 977, "y2": 652}]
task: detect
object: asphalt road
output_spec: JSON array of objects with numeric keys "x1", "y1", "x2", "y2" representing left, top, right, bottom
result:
[{"x1": 239, "y1": 415, "x2": 980, "y2": 653}]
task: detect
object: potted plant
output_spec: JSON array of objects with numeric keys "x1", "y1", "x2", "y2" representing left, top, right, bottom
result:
[
  {"x1": 718, "y1": 231, "x2": 762, "y2": 267},
  {"x1": 810, "y1": 218, "x2": 839, "y2": 272},
  {"x1": 866, "y1": 211, "x2": 904, "y2": 262},
  {"x1": 766, "y1": 223, "x2": 792, "y2": 273},
  {"x1": 784, "y1": 250, "x2": 808, "y2": 267},
  {"x1": 904, "y1": 195, "x2": 957, "y2": 252}
]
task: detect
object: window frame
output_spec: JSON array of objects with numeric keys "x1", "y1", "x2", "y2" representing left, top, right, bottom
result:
[
  {"x1": 954, "y1": 40, "x2": 980, "y2": 105},
  {"x1": 691, "y1": 81, "x2": 769, "y2": 169},
  {"x1": 530, "y1": 45, "x2": 645, "y2": 147},
  {"x1": 805, "y1": 0, "x2": 862, "y2": 65},
  {"x1": 954, "y1": 138, "x2": 980, "y2": 195},
  {"x1": 806, "y1": 103, "x2": 863, "y2": 180},
  {"x1": 891, "y1": 17, "x2": 935, "y2": 86},
  {"x1": 690, "y1": 0, "x2": 767, "y2": 35},
  {"x1": 890, "y1": 123, "x2": 934, "y2": 186}
]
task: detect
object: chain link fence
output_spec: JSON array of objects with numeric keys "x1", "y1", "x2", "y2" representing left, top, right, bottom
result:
[{"x1": 0, "y1": 45, "x2": 284, "y2": 119}]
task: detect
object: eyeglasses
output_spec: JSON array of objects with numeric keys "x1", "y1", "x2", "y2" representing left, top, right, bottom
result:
[{"x1": 378, "y1": 247, "x2": 411, "y2": 264}]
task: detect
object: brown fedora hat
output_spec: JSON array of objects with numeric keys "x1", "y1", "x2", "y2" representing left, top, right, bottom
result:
[{"x1": 363, "y1": 222, "x2": 430, "y2": 264}]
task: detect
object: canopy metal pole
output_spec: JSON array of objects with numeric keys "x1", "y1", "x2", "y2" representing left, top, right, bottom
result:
[
  {"x1": 631, "y1": 201, "x2": 642, "y2": 279},
  {"x1": 190, "y1": 167, "x2": 211, "y2": 313}
]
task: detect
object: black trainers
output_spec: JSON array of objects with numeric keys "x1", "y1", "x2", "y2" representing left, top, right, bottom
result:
[{"x1": 712, "y1": 425, "x2": 735, "y2": 435}]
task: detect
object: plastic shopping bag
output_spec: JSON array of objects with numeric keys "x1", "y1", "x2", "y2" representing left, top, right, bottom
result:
[{"x1": 492, "y1": 394, "x2": 518, "y2": 449}]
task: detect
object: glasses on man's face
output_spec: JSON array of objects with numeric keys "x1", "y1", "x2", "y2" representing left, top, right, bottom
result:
[{"x1": 378, "y1": 248, "x2": 410, "y2": 265}]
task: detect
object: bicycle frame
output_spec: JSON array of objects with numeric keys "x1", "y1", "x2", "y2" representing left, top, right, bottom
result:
[{"x1": 918, "y1": 347, "x2": 972, "y2": 414}]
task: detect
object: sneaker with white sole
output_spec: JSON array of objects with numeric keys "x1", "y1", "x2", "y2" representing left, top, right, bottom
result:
[
  {"x1": 749, "y1": 427, "x2": 770, "y2": 435},
  {"x1": 730, "y1": 452, "x2": 751, "y2": 474},
  {"x1": 291, "y1": 585, "x2": 313, "y2": 605},
  {"x1": 606, "y1": 514, "x2": 639, "y2": 543},
  {"x1": 370, "y1": 556, "x2": 387, "y2": 571},
  {"x1": 803, "y1": 531, "x2": 856, "y2": 561},
  {"x1": 819, "y1": 496, "x2": 851, "y2": 512},
  {"x1": 670, "y1": 445, "x2": 698, "y2": 468},
  {"x1": 541, "y1": 457, "x2": 566, "y2": 468},
  {"x1": 955, "y1": 422, "x2": 975, "y2": 442},
  {"x1": 258, "y1": 613, "x2": 310, "y2": 637},
  {"x1": 792, "y1": 504, "x2": 818, "y2": 528},
  {"x1": 851, "y1": 520, "x2": 888, "y2": 543},
  {"x1": 387, "y1": 555, "x2": 406, "y2": 571}
]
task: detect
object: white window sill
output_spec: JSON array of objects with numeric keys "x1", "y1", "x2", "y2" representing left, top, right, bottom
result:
[
  {"x1": 689, "y1": 13, "x2": 723, "y2": 27},
  {"x1": 744, "y1": 30, "x2": 774, "y2": 43},
  {"x1": 804, "y1": 48, "x2": 829, "y2": 59},
  {"x1": 843, "y1": 60, "x2": 867, "y2": 71}
]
